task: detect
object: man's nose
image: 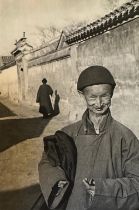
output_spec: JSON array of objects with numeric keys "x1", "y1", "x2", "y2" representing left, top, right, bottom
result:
[{"x1": 95, "y1": 97, "x2": 102, "y2": 107}]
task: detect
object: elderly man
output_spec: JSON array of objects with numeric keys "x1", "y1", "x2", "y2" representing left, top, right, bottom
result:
[{"x1": 38, "y1": 66, "x2": 139, "y2": 210}]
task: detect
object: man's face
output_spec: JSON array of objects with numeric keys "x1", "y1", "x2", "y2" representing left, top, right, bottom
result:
[{"x1": 83, "y1": 84, "x2": 113, "y2": 115}]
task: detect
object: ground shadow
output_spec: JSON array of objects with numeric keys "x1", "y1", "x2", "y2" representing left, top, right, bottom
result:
[
  {"x1": 0, "y1": 117, "x2": 52, "y2": 152},
  {"x1": 0, "y1": 102, "x2": 16, "y2": 118},
  {"x1": 0, "y1": 184, "x2": 43, "y2": 210}
]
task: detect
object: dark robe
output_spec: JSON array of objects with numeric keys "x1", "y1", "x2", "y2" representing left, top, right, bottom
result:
[
  {"x1": 39, "y1": 110, "x2": 139, "y2": 210},
  {"x1": 36, "y1": 84, "x2": 53, "y2": 116}
]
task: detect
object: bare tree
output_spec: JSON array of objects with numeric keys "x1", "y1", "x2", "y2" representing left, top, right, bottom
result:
[
  {"x1": 35, "y1": 25, "x2": 61, "y2": 46},
  {"x1": 106, "y1": 0, "x2": 129, "y2": 10}
]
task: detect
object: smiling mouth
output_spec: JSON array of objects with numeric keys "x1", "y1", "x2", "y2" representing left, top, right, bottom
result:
[
  {"x1": 95, "y1": 107, "x2": 104, "y2": 110},
  {"x1": 95, "y1": 109, "x2": 103, "y2": 112}
]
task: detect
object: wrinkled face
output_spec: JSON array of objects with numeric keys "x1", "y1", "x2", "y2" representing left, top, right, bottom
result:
[{"x1": 83, "y1": 84, "x2": 113, "y2": 115}]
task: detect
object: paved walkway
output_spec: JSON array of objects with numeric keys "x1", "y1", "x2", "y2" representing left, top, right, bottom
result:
[{"x1": 0, "y1": 98, "x2": 70, "y2": 210}]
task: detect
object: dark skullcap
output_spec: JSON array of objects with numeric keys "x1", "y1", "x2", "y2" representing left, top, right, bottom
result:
[
  {"x1": 42, "y1": 78, "x2": 47, "y2": 83},
  {"x1": 77, "y1": 65, "x2": 116, "y2": 91}
]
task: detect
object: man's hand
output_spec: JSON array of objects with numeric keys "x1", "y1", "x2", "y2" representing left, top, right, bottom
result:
[
  {"x1": 49, "y1": 180, "x2": 69, "y2": 209},
  {"x1": 56, "y1": 180, "x2": 68, "y2": 196},
  {"x1": 83, "y1": 178, "x2": 95, "y2": 197}
]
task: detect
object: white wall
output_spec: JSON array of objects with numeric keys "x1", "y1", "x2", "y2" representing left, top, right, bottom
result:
[{"x1": 0, "y1": 65, "x2": 19, "y2": 103}]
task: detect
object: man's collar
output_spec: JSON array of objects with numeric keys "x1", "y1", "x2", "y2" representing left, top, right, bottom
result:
[{"x1": 82, "y1": 109, "x2": 112, "y2": 135}]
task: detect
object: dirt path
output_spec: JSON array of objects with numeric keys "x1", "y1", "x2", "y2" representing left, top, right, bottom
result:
[{"x1": 0, "y1": 98, "x2": 70, "y2": 210}]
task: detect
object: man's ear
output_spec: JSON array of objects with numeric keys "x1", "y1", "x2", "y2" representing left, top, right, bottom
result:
[
  {"x1": 111, "y1": 88, "x2": 114, "y2": 97},
  {"x1": 78, "y1": 90, "x2": 87, "y2": 105},
  {"x1": 78, "y1": 90, "x2": 84, "y2": 99},
  {"x1": 78, "y1": 90, "x2": 83, "y2": 95}
]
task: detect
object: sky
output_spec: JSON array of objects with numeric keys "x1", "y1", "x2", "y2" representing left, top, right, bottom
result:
[{"x1": 0, "y1": 0, "x2": 128, "y2": 55}]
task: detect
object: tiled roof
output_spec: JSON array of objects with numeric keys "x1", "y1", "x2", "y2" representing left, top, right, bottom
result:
[
  {"x1": 66, "y1": 0, "x2": 139, "y2": 44},
  {"x1": 1, "y1": 56, "x2": 15, "y2": 65},
  {"x1": 0, "y1": 56, "x2": 15, "y2": 70}
]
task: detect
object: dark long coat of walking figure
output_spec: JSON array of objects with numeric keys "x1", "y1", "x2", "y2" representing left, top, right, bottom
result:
[{"x1": 36, "y1": 78, "x2": 53, "y2": 118}]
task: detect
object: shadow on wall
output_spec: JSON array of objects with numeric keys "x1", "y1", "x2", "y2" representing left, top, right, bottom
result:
[
  {"x1": 53, "y1": 90, "x2": 60, "y2": 116},
  {"x1": 0, "y1": 117, "x2": 51, "y2": 152},
  {"x1": 0, "y1": 102, "x2": 16, "y2": 118},
  {"x1": 0, "y1": 184, "x2": 42, "y2": 210}
]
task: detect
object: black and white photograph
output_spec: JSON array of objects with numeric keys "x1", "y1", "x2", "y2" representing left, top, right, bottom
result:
[{"x1": 0, "y1": 0, "x2": 139, "y2": 210}]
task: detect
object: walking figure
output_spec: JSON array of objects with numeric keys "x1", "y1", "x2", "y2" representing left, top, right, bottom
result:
[{"x1": 36, "y1": 78, "x2": 53, "y2": 118}]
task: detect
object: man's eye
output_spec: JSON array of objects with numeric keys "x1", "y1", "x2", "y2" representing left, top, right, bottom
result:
[
  {"x1": 90, "y1": 96, "x2": 96, "y2": 99},
  {"x1": 89, "y1": 97, "x2": 96, "y2": 100},
  {"x1": 102, "y1": 95, "x2": 110, "y2": 98}
]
